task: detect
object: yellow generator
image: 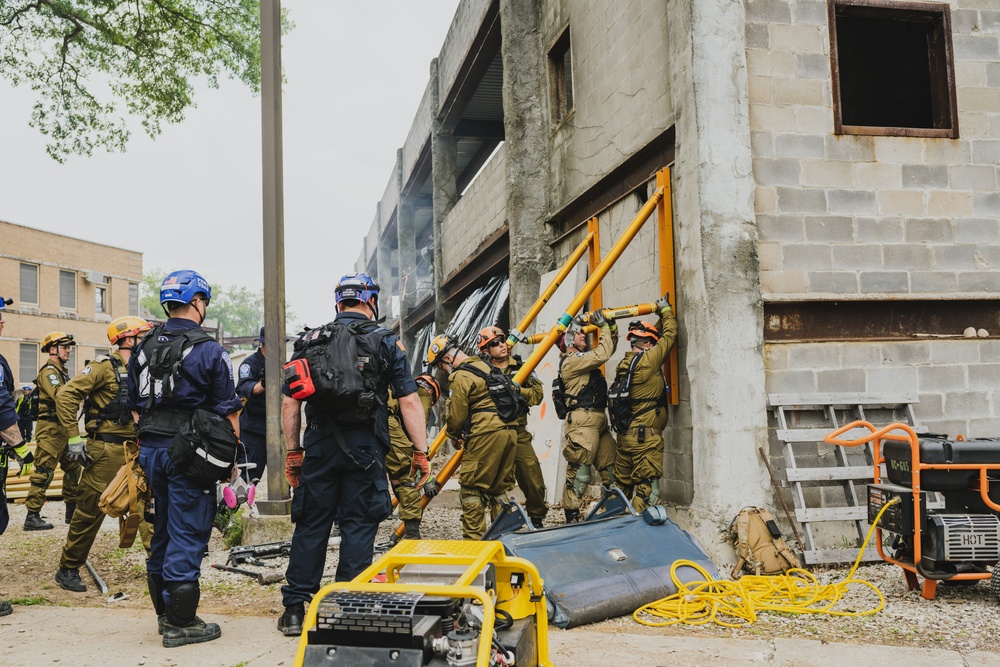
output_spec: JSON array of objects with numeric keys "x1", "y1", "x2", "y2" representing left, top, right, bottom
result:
[{"x1": 294, "y1": 540, "x2": 552, "y2": 667}]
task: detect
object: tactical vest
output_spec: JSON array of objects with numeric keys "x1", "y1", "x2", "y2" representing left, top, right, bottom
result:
[
  {"x1": 285, "y1": 319, "x2": 390, "y2": 425},
  {"x1": 455, "y1": 362, "x2": 522, "y2": 423},
  {"x1": 137, "y1": 325, "x2": 214, "y2": 438},
  {"x1": 607, "y1": 352, "x2": 666, "y2": 433},
  {"x1": 553, "y1": 356, "x2": 608, "y2": 420},
  {"x1": 34, "y1": 362, "x2": 67, "y2": 422},
  {"x1": 84, "y1": 356, "x2": 132, "y2": 430}
]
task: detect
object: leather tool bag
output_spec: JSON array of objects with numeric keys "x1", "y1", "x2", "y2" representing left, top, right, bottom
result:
[{"x1": 98, "y1": 440, "x2": 148, "y2": 548}]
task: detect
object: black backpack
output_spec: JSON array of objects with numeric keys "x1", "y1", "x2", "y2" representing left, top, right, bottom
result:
[
  {"x1": 284, "y1": 320, "x2": 390, "y2": 424},
  {"x1": 455, "y1": 363, "x2": 522, "y2": 423},
  {"x1": 168, "y1": 408, "x2": 240, "y2": 485},
  {"x1": 26, "y1": 386, "x2": 39, "y2": 421},
  {"x1": 142, "y1": 325, "x2": 214, "y2": 408},
  {"x1": 607, "y1": 353, "x2": 667, "y2": 433}
]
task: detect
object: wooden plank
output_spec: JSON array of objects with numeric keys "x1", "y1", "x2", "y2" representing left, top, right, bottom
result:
[
  {"x1": 768, "y1": 392, "x2": 918, "y2": 409},
  {"x1": 795, "y1": 506, "x2": 868, "y2": 522},
  {"x1": 776, "y1": 427, "x2": 875, "y2": 443},
  {"x1": 804, "y1": 547, "x2": 880, "y2": 565},
  {"x1": 785, "y1": 466, "x2": 874, "y2": 482}
]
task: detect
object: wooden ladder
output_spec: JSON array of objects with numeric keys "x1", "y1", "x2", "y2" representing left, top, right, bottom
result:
[{"x1": 767, "y1": 392, "x2": 926, "y2": 566}]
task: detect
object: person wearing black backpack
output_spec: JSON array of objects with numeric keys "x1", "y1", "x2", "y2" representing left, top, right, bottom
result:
[
  {"x1": 127, "y1": 270, "x2": 244, "y2": 648},
  {"x1": 426, "y1": 333, "x2": 519, "y2": 540},
  {"x1": 277, "y1": 273, "x2": 430, "y2": 637},
  {"x1": 609, "y1": 294, "x2": 677, "y2": 513}
]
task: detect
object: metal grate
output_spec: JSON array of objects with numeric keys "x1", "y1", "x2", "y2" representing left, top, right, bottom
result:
[
  {"x1": 315, "y1": 591, "x2": 421, "y2": 638},
  {"x1": 940, "y1": 515, "x2": 1000, "y2": 561}
]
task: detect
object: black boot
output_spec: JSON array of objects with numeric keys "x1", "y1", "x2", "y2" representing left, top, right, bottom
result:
[
  {"x1": 403, "y1": 519, "x2": 422, "y2": 540},
  {"x1": 147, "y1": 572, "x2": 167, "y2": 635},
  {"x1": 531, "y1": 517, "x2": 544, "y2": 529},
  {"x1": 24, "y1": 511, "x2": 53, "y2": 531},
  {"x1": 564, "y1": 509, "x2": 580, "y2": 524},
  {"x1": 278, "y1": 602, "x2": 304, "y2": 636},
  {"x1": 0, "y1": 600, "x2": 13, "y2": 617},
  {"x1": 55, "y1": 567, "x2": 87, "y2": 592},
  {"x1": 162, "y1": 582, "x2": 221, "y2": 647},
  {"x1": 65, "y1": 502, "x2": 76, "y2": 525}
]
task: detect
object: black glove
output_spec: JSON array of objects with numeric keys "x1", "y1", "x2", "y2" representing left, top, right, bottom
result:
[
  {"x1": 589, "y1": 309, "x2": 607, "y2": 327},
  {"x1": 422, "y1": 479, "x2": 440, "y2": 498},
  {"x1": 656, "y1": 294, "x2": 672, "y2": 311}
]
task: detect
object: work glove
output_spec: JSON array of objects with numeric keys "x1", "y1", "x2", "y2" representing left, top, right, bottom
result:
[
  {"x1": 656, "y1": 294, "x2": 672, "y2": 312},
  {"x1": 285, "y1": 449, "x2": 303, "y2": 488},
  {"x1": 66, "y1": 436, "x2": 94, "y2": 468},
  {"x1": 410, "y1": 448, "x2": 431, "y2": 489},
  {"x1": 450, "y1": 437, "x2": 465, "y2": 450},
  {"x1": 588, "y1": 309, "x2": 607, "y2": 327},
  {"x1": 11, "y1": 441, "x2": 34, "y2": 477},
  {"x1": 422, "y1": 478, "x2": 440, "y2": 498}
]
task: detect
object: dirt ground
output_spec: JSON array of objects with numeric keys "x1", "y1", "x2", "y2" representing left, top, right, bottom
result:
[{"x1": 4, "y1": 498, "x2": 1000, "y2": 657}]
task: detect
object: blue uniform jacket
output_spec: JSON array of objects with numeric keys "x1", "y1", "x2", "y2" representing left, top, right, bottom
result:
[
  {"x1": 282, "y1": 311, "x2": 417, "y2": 464},
  {"x1": 236, "y1": 349, "x2": 266, "y2": 435},
  {"x1": 127, "y1": 318, "x2": 243, "y2": 448},
  {"x1": 0, "y1": 353, "x2": 17, "y2": 431}
]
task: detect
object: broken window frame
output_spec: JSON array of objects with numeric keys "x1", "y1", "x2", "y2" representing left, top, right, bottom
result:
[
  {"x1": 828, "y1": 0, "x2": 959, "y2": 139},
  {"x1": 547, "y1": 24, "x2": 575, "y2": 126}
]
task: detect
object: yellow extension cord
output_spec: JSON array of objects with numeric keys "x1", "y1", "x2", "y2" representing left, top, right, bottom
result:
[{"x1": 634, "y1": 497, "x2": 901, "y2": 628}]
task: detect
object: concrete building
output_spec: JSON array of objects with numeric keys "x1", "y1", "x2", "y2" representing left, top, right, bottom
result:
[
  {"x1": 353, "y1": 0, "x2": 1000, "y2": 557},
  {"x1": 0, "y1": 220, "x2": 143, "y2": 385}
]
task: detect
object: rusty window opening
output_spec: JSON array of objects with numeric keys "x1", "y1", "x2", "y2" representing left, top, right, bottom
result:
[
  {"x1": 829, "y1": 0, "x2": 958, "y2": 138},
  {"x1": 764, "y1": 301, "x2": 1000, "y2": 342},
  {"x1": 548, "y1": 26, "x2": 574, "y2": 125}
]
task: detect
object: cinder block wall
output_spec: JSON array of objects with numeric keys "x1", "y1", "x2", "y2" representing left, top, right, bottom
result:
[{"x1": 440, "y1": 147, "x2": 506, "y2": 279}]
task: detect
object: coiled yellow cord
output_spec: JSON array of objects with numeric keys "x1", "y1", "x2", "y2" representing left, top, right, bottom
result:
[{"x1": 634, "y1": 497, "x2": 901, "y2": 628}]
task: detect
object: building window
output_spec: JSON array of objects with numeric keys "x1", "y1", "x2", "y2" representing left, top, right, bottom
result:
[
  {"x1": 129, "y1": 283, "x2": 139, "y2": 316},
  {"x1": 93, "y1": 348, "x2": 110, "y2": 361},
  {"x1": 19, "y1": 343, "x2": 37, "y2": 384},
  {"x1": 59, "y1": 270, "x2": 76, "y2": 310},
  {"x1": 548, "y1": 26, "x2": 574, "y2": 125},
  {"x1": 96, "y1": 286, "x2": 108, "y2": 314},
  {"x1": 829, "y1": 0, "x2": 958, "y2": 138},
  {"x1": 20, "y1": 263, "x2": 38, "y2": 304},
  {"x1": 67, "y1": 347, "x2": 76, "y2": 377}
]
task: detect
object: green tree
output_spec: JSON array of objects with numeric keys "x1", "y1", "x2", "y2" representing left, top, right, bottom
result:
[{"x1": 0, "y1": 1, "x2": 287, "y2": 161}]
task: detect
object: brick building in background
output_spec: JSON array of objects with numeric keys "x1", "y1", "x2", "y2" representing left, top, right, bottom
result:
[
  {"x1": 0, "y1": 219, "x2": 143, "y2": 385},
  {"x1": 355, "y1": 0, "x2": 999, "y2": 557}
]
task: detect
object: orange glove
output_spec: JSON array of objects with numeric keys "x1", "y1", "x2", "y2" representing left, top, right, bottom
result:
[
  {"x1": 410, "y1": 448, "x2": 431, "y2": 489},
  {"x1": 285, "y1": 450, "x2": 303, "y2": 488}
]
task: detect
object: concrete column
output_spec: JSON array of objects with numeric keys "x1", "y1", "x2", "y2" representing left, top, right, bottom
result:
[
  {"x1": 499, "y1": 0, "x2": 553, "y2": 325},
  {"x1": 431, "y1": 59, "x2": 459, "y2": 333},
  {"x1": 666, "y1": 0, "x2": 768, "y2": 555},
  {"x1": 397, "y1": 200, "x2": 418, "y2": 351},
  {"x1": 375, "y1": 203, "x2": 392, "y2": 291}
]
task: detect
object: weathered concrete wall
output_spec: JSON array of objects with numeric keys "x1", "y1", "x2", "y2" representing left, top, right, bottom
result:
[
  {"x1": 401, "y1": 78, "x2": 435, "y2": 180},
  {"x1": 543, "y1": 0, "x2": 676, "y2": 213},
  {"x1": 436, "y1": 0, "x2": 493, "y2": 114},
  {"x1": 750, "y1": 0, "x2": 1000, "y2": 297},
  {"x1": 440, "y1": 147, "x2": 506, "y2": 279}
]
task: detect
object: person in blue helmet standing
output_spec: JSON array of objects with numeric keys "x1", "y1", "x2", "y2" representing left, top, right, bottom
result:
[
  {"x1": 235, "y1": 327, "x2": 268, "y2": 482},
  {"x1": 276, "y1": 273, "x2": 431, "y2": 636},
  {"x1": 127, "y1": 270, "x2": 243, "y2": 648}
]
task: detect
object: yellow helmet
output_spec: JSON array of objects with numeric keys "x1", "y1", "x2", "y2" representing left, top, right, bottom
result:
[
  {"x1": 426, "y1": 334, "x2": 459, "y2": 367},
  {"x1": 41, "y1": 331, "x2": 75, "y2": 353},
  {"x1": 108, "y1": 316, "x2": 152, "y2": 345}
]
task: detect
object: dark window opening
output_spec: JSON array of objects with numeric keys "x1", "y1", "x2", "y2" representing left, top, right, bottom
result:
[
  {"x1": 548, "y1": 27, "x2": 574, "y2": 125},
  {"x1": 764, "y1": 300, "x2": 1000, "y2": 342},
  {"x1": 830, "y1": 1, "x2": 958, "y2": 138}
]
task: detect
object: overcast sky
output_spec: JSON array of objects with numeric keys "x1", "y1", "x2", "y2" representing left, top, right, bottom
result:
[{"x1": 0, "y1": 2, "x2": 460, "y2": 330}]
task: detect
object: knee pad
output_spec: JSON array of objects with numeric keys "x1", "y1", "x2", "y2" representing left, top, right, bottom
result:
[
  {"x1": 166, "y1": 581, "x2": 200, "y2": 627},
  {"x1": 147, "y1": 572, "x2": 166, "y2": 615}
]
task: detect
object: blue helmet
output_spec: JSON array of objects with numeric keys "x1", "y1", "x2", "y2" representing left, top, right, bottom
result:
[
  {"x1": 335, "y1": 273, "x2": 380, "y2": 317},
  {"x1": 160, "y1": 270, "x2": 212, "y2": 306}
]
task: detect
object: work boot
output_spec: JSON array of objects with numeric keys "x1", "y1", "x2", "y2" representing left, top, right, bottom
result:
[
  {"x1": 24, "y1": 511, "x2": 53, "y2": 531},
  {"x1": 531, "y1": 517, "x2": 545, "y2": 529},
  {"x1": 0, "y1": 600, "x2": 12, "y2": 617},
  {"x1": 162, "y1": 617, "x2": 222, "y2": 648},
  {"x1": 564, "y1": 509, "x2": 580, "y2": 524},
  {"x1": 158, "y1": 614, "x2": 167, "y2": 636},
  {"x1": 65, "y1": 502, "x2": 76, "y2": 525},
  {"x1": 55, "y1": 567, "x2": 87, "y2": 592},
  {"x1": 403, "y1": 519, "x2": 422, "y2": 540},
  {"x1": 278, "y1": 603, "x2": 304, "y2": 636}
]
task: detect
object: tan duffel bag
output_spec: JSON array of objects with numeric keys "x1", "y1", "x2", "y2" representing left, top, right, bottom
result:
[{"x1": 98, "y1": 440, "x2": 149, "y2": 548}]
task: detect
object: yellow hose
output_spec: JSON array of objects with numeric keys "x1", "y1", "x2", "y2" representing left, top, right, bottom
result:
[{"x1": 634, "y1": 498, "x2": 900, "y2": 628}]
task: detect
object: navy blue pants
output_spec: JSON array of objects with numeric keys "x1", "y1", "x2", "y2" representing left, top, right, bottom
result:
[
  {"x1": 140, "y1": 446, "x2": 215, "y2": 605},
  {"x1": 237, "y1": 429, "x2": 267, "y2": 482},
  {"x1": 281, "y1": 441, "x2": 392, "y2": 608}
]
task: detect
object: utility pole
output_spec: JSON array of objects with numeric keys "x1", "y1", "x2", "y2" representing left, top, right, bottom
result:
[{"x1": 256, "y1": 0, "x2": 289, "y2": 515}]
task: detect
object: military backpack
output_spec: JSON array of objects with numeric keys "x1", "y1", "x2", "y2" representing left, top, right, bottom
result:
[{"x1": 729, "y1": 506, "x2": 799, "y2": 577}]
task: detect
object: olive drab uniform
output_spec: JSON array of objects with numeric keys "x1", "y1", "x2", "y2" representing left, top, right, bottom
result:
[
  {"x1": 447, "y1": 357, "x2": 518, "y2": 540},
  {"x1": 500, "y1": 358, "x2": 547, "y2": 523},
  {"x1": 57, "y1": 353, "x2": 153, "y2": 569},
  {"x1": 613, "y1": 308, "x2": 678, "y2": 513},
  {"x1": 25, "y1": 359, "x2": 80, "y2": 515},
  {"x1": 560, "y1": 322, "x2": 618, "y2": 514},
  {"x1": 386, "y1": 384, "x2": 435, "y2": 522}
]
